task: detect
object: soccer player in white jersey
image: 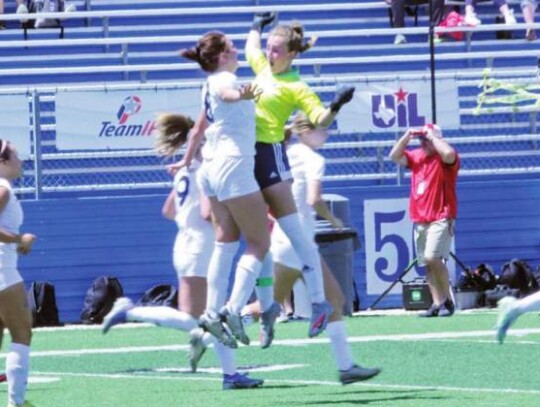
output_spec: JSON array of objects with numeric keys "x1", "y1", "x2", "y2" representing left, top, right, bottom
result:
[
  {"x1": 102, "y1": 114, "x2": 263, "y2": 390},
  {"x1": 496, "y1": 291, "x2": 540, "y2": 344},
  {"x1": 166, "y1": 31, "x2": 280, "y2": 350},
  {"x1": 0, "y1": 140, "x2": 37, "y2": 407},
  {"x1": 245, "y1": 114, "x2": 381, "y2": 384}
]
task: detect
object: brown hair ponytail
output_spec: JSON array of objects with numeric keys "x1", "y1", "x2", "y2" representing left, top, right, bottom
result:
[
  {"x1": 154, "y1": 114, "x2": 195, "y2": 157},
  {"x1": 272, "y1": 23, "x2": 316, "y2": 54},
  {"x1": 179, "y1": 31, "x2": 227, "y2": 73}
]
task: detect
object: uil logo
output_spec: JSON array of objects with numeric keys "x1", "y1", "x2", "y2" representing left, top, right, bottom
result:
[{"x1": 371, "y1": 87, "x2": 425, "y2": 129}]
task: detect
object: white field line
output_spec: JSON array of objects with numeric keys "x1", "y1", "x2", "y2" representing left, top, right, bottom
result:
[
  {"x1": 31, "y1": 308, "x2": 499, "y2": 332},
  {"x1": 3, "y1": 328, "x2": 539, "y2": 358},
  {"x1": 30, "y1": 371, "x2": 540, "y2": 396}
]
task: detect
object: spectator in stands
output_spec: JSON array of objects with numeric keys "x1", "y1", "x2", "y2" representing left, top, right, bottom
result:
[
  {"x1": 521, "y1": 0, "x2": 537, "y2": 40},
  {"x1": 389, "y1": 124, "x2": 459, "y2": 317},
  {"x1": 0, "y1": 139, "x2": 37, "y2": 407},
  {"x1": 16, "y1": 0, "x2": 32, "y2": 24},
  {"x1": 463, "y1": 0, "x2": 516, "y2": 27},
  {"x1": 16, "y1": 0, "x2": 76, "y2": 28},
  {"x1": 243, "y1": 113, "x2": 381, "y2": 384},
  {"x1": 0, "y1": 0, "x2": 5, "y2": 29},
  {"x1": 495, "y1": 291, "x2": 540, "y2": 343},
  {"x1": 245, "y1": 13, "x2": 357, "y2": 340},
  {"x1": 387, "y1": 0, "x2": 445, "y2": 45},
  {"x1": 102, "y1": 114, "x2": 264, "y2": 390}
]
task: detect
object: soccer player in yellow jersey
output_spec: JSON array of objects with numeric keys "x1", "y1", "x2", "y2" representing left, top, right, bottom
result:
[{"x1": 245, "y1": 13, "x2": 355, "y2": 340}]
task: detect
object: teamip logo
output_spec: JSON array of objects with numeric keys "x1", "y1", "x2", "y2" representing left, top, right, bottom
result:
[
  {"x1": 99, "y1": 95, "x2": 156, "y2": 137},
  {"x1": 117, "y1": 95, "x2": 142, "y2": 124},
  {"x1": 371, "y1": 87, "x2": 426, "y2": 129}
]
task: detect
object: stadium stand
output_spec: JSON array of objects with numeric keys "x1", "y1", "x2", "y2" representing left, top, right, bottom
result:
[{"x1": 0, "y1": 1, "x2": 538, "y2": 194}]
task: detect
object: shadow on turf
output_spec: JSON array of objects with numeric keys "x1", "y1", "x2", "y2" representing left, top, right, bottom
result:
[
  {"x1": 121, "y1": 366, "x2": 311, "y2": 386},
  {"x1": 298, "y1": 389, "x2": 444, "y2": 405},
  {"x1": 123, "y1": 368, "x2": 193, "y2": 375}
]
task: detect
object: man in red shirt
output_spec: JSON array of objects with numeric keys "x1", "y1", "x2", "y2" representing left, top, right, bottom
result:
[{"x1": 389, "y1": 124, "x2": 460, "y2": 317}]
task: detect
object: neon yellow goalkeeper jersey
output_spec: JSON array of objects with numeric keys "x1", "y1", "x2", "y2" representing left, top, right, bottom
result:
[{"x1": 247, "y1": 47, "x2": 327, "y2": 144}]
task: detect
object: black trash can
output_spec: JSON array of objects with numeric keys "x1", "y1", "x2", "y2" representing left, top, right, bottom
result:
[{"x1": 315, "y1": 194, "x2": 360, "y2": 316}]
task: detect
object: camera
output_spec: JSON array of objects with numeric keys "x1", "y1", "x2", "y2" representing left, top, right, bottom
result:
[{"x1": 410, "y1": 129, "x2": 427, "y2": 137}]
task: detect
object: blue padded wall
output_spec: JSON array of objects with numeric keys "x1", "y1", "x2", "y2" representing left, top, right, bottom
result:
[
  {"x1": 18, "y1": 178, "x2": 540, "y2": 322},
  {"x1": 19, "y1": 195, "x2": 178, "y2": 323},
  {"x1": 325, "y1": 178, "x2": 540, "y2": 310}
]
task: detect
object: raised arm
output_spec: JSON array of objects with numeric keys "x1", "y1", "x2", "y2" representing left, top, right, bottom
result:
[
  {"x1": 166, "y1": 110, "x2": 207, "y2": 175},
  {"x1": 389, "y1": 129, "x2": 414, "y2": 167},
  {"x1": 300, "y1": 86, "x2": 356, "y2": 129},
  {"x1": 219, "y1": 82, "x2": 261, "y2": 103},
  {"x1": 317, "y1": 87, "x2": 356, "y2": 128},
  {"x1": 426, "y1": 126, "x2": 456, "y2": 164},
  {"x1": 246, "y1": 12, "x2": 276, "y2": 54}
]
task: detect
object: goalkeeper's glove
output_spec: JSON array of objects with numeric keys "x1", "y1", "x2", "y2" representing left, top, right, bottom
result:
[
  {"x1": 329, "y1": 87, "x2": 355, "y2": 113},
  {"x1": 251, "y1": 12, "x2": 276, "y2": 32}
]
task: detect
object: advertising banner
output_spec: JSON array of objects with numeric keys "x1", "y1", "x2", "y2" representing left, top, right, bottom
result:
[
  {"x1": 338, "y1": 78, "x2": 460, "y2": 133},
  {"x1": 364, "y1": 198, "x2": 456, "y2": 295},
  {"x1": 56, "y1": 88, "x2": 201, "y2": 150},
  {"x1": 0, "y1": 95, "x2": 31, "y2": 159}
]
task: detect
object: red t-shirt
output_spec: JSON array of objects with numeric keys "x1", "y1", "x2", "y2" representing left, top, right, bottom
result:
[{"x1": 403, "y1": 148, "x2": 460, "y2": 223}]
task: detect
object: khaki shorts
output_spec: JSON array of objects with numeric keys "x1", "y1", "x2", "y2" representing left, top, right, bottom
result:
[{"x1": 414, "y1": 218, "x2": 454, "y2": 266}]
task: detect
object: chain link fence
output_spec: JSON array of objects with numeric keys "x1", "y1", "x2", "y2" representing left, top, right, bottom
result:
[{"x1": 6, "y1": 69, "x2": 540, "y2": 200}]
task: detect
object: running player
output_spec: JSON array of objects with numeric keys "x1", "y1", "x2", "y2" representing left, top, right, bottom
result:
[
  {"x1": 102, "y1": 114, "x2": 263, "y2": 390},
  {"x1": 496, "y1": 291, "x2": 540, "y2": 344},
  {"x1": 0, "y1": 139, "x2": 37, "y2": 407}
]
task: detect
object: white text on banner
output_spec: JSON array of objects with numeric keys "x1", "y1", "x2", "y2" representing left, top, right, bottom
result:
[
  {"x1": 56, "y1": 88, "x2": 201, "y2": 150},
  {"x1": 364, "y1": 198, "x2": 456, "y2": 296},
  {"x1": 0, "y1": 95, "x2": 31, "y2": 159},
  {"x1": 337, "y1": 78, "x2": 460, "y2": 133}
]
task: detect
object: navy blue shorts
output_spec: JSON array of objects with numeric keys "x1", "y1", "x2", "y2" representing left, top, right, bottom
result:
[{"x1": 254, "y1": 142, "x2": 292, "y2": 190}]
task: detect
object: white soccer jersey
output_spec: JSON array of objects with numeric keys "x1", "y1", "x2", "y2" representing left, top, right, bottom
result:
[
  {"x1": 200, "y1": 71, "x2": 256, "y2": 159},
  {"x1": 288, "y1": 142, "x2": 325, "y2": 226},
  {"x1": 172, "y1": 160, "x2": 214, "y2": 256},
  {"x1": 0, "y1": 178, "x2": 23, "y2": 289},
  {"x1": 272, "y1": 142, "x2": 325, "y2": 245}
]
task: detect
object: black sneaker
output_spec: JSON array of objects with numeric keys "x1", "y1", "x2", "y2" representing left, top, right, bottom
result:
[
  {"x1": 438, "y1": 298, "x2": 455, "y2": 317},
  {"x1": 419, "y1": 303, "x2": 440, "y2": 317}
]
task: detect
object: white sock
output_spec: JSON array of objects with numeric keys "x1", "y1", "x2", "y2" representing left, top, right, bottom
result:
[
  {"x1": 213, "y1": 342, "x2": 236, "y2": 376},
  {"x1": 292, "y1": 279, "x2": 312, "y2": 318},
  {"x1": 206, "y1": 241, "x2": 240, "y2": 315},
  {"x1": 201, "y1": 331, "x2": 216, "y2": 347},
  {"x1": 227, "y1": 255, "x2": 262, "y2": 314},
  {"x1": 6, "y1": 342, "x2": 30, "y2": 406},
  {"x1": 515, "y1": 291, "x2": 540, "y2": 314},
  {"x1": 126, "y1": 306, "x2": 197, "y2": 332},
  {"x1": 326, "y1": 321, "x2": 354, "y2": 371},
  {"x1": 277, "y1": 213, "x2": 325, "y2": 303},
  {"x1": 256, "y1": 252, "x2": 274, "y2": 312}
]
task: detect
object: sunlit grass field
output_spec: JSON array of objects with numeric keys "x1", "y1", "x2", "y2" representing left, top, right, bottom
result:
[{"x1": 3, "y1": 309, "x2": 540, "y2": 407}]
